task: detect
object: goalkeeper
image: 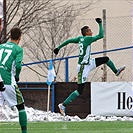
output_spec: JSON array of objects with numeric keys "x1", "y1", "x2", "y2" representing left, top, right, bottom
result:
[
  {"x1": 54, "y1": 18, "x2": 125, "y2": 116},
  {"x1": 0, "y1": 27, "x2": 28, "y2": 133}
]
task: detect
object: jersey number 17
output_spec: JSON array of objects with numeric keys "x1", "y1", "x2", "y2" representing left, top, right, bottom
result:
[{"x1": 0, "y1": 48, "x2": 12, "y2": 65}]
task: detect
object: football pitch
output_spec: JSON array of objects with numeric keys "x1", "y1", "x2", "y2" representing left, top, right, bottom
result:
[{"x1": 0, "y1": 121, "x2": 133, "y2": 133}]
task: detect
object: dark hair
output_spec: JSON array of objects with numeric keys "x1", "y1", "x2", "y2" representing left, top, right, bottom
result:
[
  {"x1": 81, "y1": 26, "x2": 89, "y2": 36},
  {"x1": 11, "y1": 27, "x2": 22, "y2": 40}
]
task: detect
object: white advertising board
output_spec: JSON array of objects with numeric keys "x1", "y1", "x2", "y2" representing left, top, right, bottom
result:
[{"x1": 91, "y1": 82, "x2": 133, "y2": 116}]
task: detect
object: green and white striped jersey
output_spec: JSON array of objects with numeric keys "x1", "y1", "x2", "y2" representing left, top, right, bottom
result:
[
  {"x1": 57, "y1": 23, "x2": 104, "y2": 65},
  {"x1": 0, "y1": 42, "x2": 23, "y2": 85}
]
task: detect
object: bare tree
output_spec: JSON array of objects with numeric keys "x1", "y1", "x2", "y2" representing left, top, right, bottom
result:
[
  {"x1": 1, "y1": 0, "x2": 63, "y2": 42},
  {"x1": 23, "y1": 4, "x2": 79, "y2": 80},
  {"x1": 0, "y1": 0, "x2": 101, "y2": 81},
  {"x1": 21, "y1": 0, "x2": 101, "y2": 81}
]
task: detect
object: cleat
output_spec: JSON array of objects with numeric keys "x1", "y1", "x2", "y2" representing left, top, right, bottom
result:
[
  {"x1": 116, "y1": 66, "x2": 126, "y2": 76},
  {"x1": 58, "y1": 103, "x2": 66, "y2": 116}
]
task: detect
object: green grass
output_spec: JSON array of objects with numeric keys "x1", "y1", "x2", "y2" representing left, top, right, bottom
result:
[{"x1": 0, "y1": 121, "x2": 133, "y2": 133}]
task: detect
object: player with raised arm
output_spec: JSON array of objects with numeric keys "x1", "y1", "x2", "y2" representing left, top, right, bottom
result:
[
  {"x1": 0, "y1": 27, "x2": 28, "y2": 133},
  {"x1": 54, "y1": 18, "x2": 125, "y2": 116}
]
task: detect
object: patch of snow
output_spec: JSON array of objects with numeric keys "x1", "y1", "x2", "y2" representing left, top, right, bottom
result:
[{"x1": 0, "y1": 104, "x2": 133, "y2": 122}]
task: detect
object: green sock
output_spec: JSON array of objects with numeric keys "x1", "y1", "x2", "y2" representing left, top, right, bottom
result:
[
  {"x1": 106, "y1": 59, "x2": 118, "y2": 74},
  {"x1": 63, "y1": 90, "x2": 80, "y2": 106},
  {"x1": 19, "y1": 109, "x2": 28, "y2": 133}
]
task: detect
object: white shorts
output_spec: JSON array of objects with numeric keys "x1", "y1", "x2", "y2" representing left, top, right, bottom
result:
[
  {"x1": 1, "y1": 85, "x2": 24, "y2": 107},
  {"x1": 77, "y1": 58, "x2": 96, "y2": 84}
]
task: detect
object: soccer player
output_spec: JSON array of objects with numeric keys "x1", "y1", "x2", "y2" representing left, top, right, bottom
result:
[
  {"x1": 0, "y1": 27, "x2": 28, "y2": 133},
  {"x1": 54, "y1": 18, "x2": 125, "y2": 116}
]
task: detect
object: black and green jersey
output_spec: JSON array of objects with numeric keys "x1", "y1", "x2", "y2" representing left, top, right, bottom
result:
[
  {"x1": 57, "y1": 23, "x2": 104, "y2": 65},
  {"x1": 0, "y1": 42, "x2": 23, "y2": 85}
]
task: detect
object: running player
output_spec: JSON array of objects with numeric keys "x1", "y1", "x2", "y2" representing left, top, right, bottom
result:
[
  {"x1": 0, "y1": 27, "x2": 28, "y2": 133},
  {"x1": 54, "y1": 18, "x2": 125, "y2": 116}
]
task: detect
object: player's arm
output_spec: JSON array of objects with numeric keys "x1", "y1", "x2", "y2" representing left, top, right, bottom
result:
[
  {"x1": 54, "y1": 37, "x2": 79, "y2": 55},
  {"x1": 15, "y1": 48, "x2": 23, "y2": 81},
  {"x1": 91, "y1": 18, "x2": 104, "y2": 42}
]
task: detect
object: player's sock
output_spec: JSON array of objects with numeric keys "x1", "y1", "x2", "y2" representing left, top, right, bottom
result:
[
  {"x1": 63, "y1": 90, "x2": 80, "y2": 106},
  {"x1": 19, "y1": 109, "x2": 28, "y2": 133},
  {"x1": 106, "y1": 59, "x2": 117, "y2": 74}
]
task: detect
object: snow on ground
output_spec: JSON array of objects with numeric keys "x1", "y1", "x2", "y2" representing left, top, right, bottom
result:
[{"x1": 0, "y1": 104, "x2": 133, "y2": 122}]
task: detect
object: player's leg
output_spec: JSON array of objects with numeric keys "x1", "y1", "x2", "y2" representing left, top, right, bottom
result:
[
  {"x1": 63, "y1": 83, "x2": 85, "y2": 106},
  {"x1": 2, "y1": 85, "x2": 28, "y2": 133},
  {"x1": 59, "y1": 87, "x2": 81, "y2": 116},
  {"x1": 59, "y1": 83, "x2": 85, "y2": 116},
  {"x1": 58, "y1": 64, "x2": 88, "y2": 116},
  {"x1": 16, "y1": 103, "x2": 27, "y2": 133},
  {"x1": 95, "y1": 56, "x2": 117, "y2": 72},
  {"x1": 58, "y1": 89, "x2": 80, "y2": 116},
  {"x1": 0, "y1": 76, "x2": 6, "y2": 92},
  {"x1": 14, "y1": 85, "x2": 27, "y2": 133},
  {"x1": 95, "y1": 56, "x2": 125, "y2": 76}
]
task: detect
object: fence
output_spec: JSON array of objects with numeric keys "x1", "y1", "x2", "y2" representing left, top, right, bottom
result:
[
  {"x1": 18, "y1": 82, "x2": 91, "y2": 118},
  {"x1": 21, "y1": 15, "x2": 133, "y2": 82},
  {"x1": 22, "y1": 45, "x2": 133, "y2": 82},
  {"x1": 18, "y1": 82, "x2": 55, "y2": 112}
]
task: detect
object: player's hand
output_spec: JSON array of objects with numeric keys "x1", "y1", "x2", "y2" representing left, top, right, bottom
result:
[
  {"x1": 95, "y1": 18, "x2": 102, "y2": 23},
  {"x1": 15, "y1": 76, "x2": 19, "y2": 82},
  {"x1": 54, "y1": 48, "x2": 59, "y2": 55},
  {"x1": 0, "y1": 81, "x2": 6, "y2": 92}
]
